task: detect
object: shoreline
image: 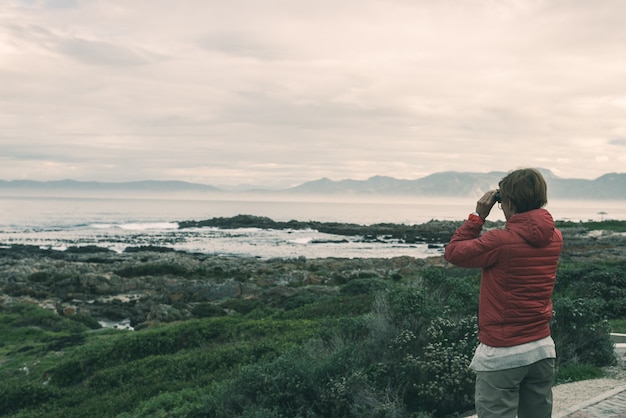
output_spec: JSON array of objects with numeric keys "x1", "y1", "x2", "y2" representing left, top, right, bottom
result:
[{"x1": 2, "y1": 216, "x2": 625, "y2": 256}]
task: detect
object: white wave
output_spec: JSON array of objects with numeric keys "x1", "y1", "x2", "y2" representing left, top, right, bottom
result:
[
  {"x1": 223, "y1": 227, "x2": 264, "y2": 233},
  {"x1": 107, "y1": 245, "x2": 127, "y2": 254},
  {"x1": 90, "y1": 223, "x2": 115, "y2": 229},
  {"x1": 119, "y1": 222, "x2": 178, "y2": 231},
  {"x1": 44, "y1": 245, "x2": 68, "y2": 251},
  {"x1": 89, "y1": 222, "x2": 179, "y2": 231},
  {"x1": 290, "y1": 237, "x2": 313, "y2": 244}
]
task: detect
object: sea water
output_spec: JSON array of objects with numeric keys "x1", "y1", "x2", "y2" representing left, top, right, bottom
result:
[{"x1": 0, "y1": 193, "x2": 623, "y2": 259}]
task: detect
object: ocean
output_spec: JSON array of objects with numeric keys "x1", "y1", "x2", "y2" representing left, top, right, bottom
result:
[{"x1": 0, "y1": 193, "x2": 623, "y2": 259}]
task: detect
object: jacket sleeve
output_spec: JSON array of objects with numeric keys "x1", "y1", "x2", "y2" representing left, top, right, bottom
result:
[{"x1": 444, "y1": 218, "x2": 501, "y2": 268}]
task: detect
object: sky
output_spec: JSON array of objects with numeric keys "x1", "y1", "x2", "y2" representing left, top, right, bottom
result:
[{"x1": 1, "y1": 0, "x2": 626, "y2": 189}]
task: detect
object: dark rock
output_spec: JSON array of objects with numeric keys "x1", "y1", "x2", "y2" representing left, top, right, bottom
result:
[
  {"x1": 164, "y1": 279, "x2": 244, "y2": 303},
  {"x1": 65, "y1": 246, "x2": 114, "y2": 254},
  {"x1": 177, "y1": 215, "x2": 462, "y2": 243},
  {"x1": 124, "y1": 246, "x2": 177, "y2": 253}
]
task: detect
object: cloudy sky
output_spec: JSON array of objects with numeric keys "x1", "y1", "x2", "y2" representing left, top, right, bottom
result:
[{"x1": 1, "y1": 0, "x2": 625, "y2": 189}]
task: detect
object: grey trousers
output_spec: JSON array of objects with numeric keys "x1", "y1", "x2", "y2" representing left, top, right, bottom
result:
[{"x1": 475, "y1": 358, "x2": 555, "y2": 418}]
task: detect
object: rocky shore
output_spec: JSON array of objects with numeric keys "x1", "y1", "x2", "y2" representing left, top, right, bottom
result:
[
  {"x1": 1, "y1": 218, "x2": 625, "y2": 330},
  {"x1": 178, "y1": 214, "x2": 461, "y2": 243},
  {"x1": 0, "y1": 244, "x2": 438, "y2": 330}
]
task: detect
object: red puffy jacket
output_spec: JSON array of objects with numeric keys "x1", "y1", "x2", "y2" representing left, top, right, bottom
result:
[{"x1": 444, "y1": 208, "x2": 563, "y2": 347}]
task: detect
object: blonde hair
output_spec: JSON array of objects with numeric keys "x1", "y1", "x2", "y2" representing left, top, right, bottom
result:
[{"x1": 498, "y1": 168, "x2": 547, "y2": 213}]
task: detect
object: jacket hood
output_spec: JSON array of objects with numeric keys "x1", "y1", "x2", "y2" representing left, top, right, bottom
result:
[{"x1": 506, "y1": 208, "x2": 556, "y2": 248}]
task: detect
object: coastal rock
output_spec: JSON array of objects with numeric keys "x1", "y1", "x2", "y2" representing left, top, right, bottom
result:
[
  {"x1": 560, "y1": 228, "x2": 626, "y2": 262},
  {"x1": 177, "y1": 214, "x2": 462, "y2": 243},
  {"x1": 0, "y1": 246, "x2": 430, "y2": 327}
]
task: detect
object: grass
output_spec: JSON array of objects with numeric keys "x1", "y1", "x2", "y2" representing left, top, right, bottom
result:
[
  {"x1": 555, "y1": 363, "x2": 605, "y2": 384},
  {"x1": 0, "y1": 303, "x2": 329, "y2": 417},
  {"x1": 556, "y1": 220, "x2": 626, "y2": 232},
  {"x1": 610, "y1": 319, "x2": 626, "y2": 334}
]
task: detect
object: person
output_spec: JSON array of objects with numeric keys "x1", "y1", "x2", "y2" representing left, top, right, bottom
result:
[{"x1": 444, "y1": 168, "x2": 563, "y2": 418}]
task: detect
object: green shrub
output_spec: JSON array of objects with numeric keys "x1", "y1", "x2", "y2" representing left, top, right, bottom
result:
[
  {"x1": 200, "y1": 349, "x2": 321, "y2": 417},
  {"x1": 319, "y1": 315, "x2": 370, "y2": 345},
  {"x1": 68, "y1": 314, "x2": 102, "y2": 329},
  {"x1": 551, "y1": 297, "x2": 616, "y2": 368},
  {"x1": 0, "y1": 303, "x2": 91, "y2": 346},
  {"x1": 386, "y1": 287, "x2": 433, "y2": 325},
  {"x1": 281, "y1": 292, "x2": 322, "y2": 310},
  {"x1": 45, "y1": 333, "x2": 86, "y2": 351},
  {"x1": 220, "y1": 298, "x2": 263, "y2": 315},
  {"x1": 279, "y1": 294, "x2": 372, "y2": 320},
  {"x1": 3, "y1": 303, "x2": 65, "y2": 332},
  {"x1": 244, "y1": 306, "x2": 280, "y2": 319},
  {"x1": 50, "y1": 319, "x2": 236, "y2": 386},
  {"x1": 320, "y1": 369, "x2": 393, "y2": 417},
  {"x1": 116, "y1": 263, "x2": 191, "y2": 277},
  {"x1": 555, "y1": 261, "x2": 626, "y2": 318},
  {"x1": 340, "y1": 278, "x2": 390, "y2": 296},
  {"x1": 117, "y1": 388, "x2": 207, "y2": 418},
  {"x1": 0, "y1": 383, "x2": 58, "y2": 415},
  {"x1": 421, "y1": 268, "x2": 479, "y2": 316},
  {"x1": 193, "y1": 282, "x2": 479, "y2": 418},
  {"x1": 27, "y1": 271, "x2": 72, "y2": 284},
  {"x1": 396, "y1": 316, "x2": 477, "y2": 416},
  {"x1": 242, "y1": 350, "x2": 321, "y2": 413},
  {"x1": 192, "y1": 303, "x2": 227, "y2": 318}
]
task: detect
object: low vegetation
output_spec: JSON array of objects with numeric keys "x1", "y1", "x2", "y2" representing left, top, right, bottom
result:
[
  {"x1": 1, "y1": 259, "x2": 624, "y2": 416},
  {"x1": 555, "y1": 219, "x2": 626, "y2": 233}
]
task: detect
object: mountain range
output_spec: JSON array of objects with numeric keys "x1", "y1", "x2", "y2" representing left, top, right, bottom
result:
[{"x1": 1, "y1": 169, "x2": 625, "y2": 200}]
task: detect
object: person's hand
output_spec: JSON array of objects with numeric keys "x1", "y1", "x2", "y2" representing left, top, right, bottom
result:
[{"x1": 475, "y1": 190, "x2": 498, "y2": 220}]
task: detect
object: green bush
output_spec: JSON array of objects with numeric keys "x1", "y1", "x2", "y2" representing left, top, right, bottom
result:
[
  {"x1": 116, "y1": 263, "x2": 191, "y2": 277},
  {"x1": 220, "y1": 298, "x2": 263, "y2": 315},
  {"x1": 27, "y1": 271, "x2": 73, "y2": 284},
  {"x1": 341, "y1": 278, "x2": 390, "y2": 296},
  {"x1": 551, "y1": 297, "x2": 616, "y2": 368},
  {"x1": 555, "y1": 261, "x2": 626, "y2": 318},
  {"x1": 68, "y1": 313, "x2": 102, "y2": 329},
  {"x1": 555, "y1": 220, "x2": 626, "y2": 232},
  {"x1": 278, "y1": 294, "x2": 373, "y2": 320},
  {"x1": 118, "y1": 388, "x2": 209, "y2": 418},
  {"x1": 281, "y1": 292, "x2": 322, "y2": 310},
  {"x1": 192, "y1": 283, "x2": 479, "y2": 418},
  {"x1": 393, "y1": 316, "x2": 477, "y2": 416},
  {"x1": 192, "y1": 303, "x2": 227, "y2": 318},
  {"x1": 0, "y1": 383, "x2": 58, "y2": 415},
  {"x1": 0, "y1": 303, "x2": 91, "y2": 350},
  {"x1": 3, "y1": 303, "x2": 66, "y2": 332},
  {"x1": 421, "y1": 268, "x2": 479, "y2": 316},
  {"x1": 50, "y1": 319, "x2": 235, "y2": 386},
  {"x1": 386, "y1": 287, "x2": 433, "y2": 325},
  {"x1": 235, "y1": 350, "x2": 321, "y2": 416}
]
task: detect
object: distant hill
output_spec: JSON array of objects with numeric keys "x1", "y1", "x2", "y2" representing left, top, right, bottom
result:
[
  {"x1": 1, "y1": 170, "x2": 625, "y2": 199},
  {"x1": 0, "y1": 179, "x2": 222, "y2": 193},
  {"x1": 286, "y1": 170, "x2": 626, "y2": 200}
]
